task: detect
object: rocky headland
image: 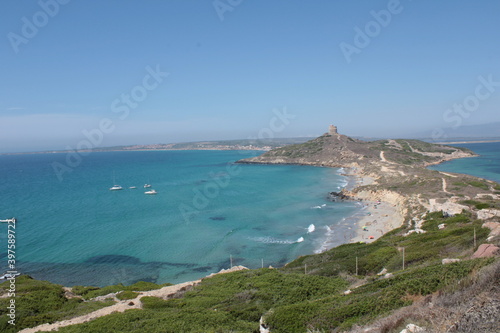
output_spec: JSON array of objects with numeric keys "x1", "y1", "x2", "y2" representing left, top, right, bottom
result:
[{"x1": 238, "y1": 126, "x2": 500, "y2": 243}]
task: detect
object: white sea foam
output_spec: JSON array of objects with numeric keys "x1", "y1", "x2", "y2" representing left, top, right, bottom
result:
[
  {"x1": 296, "y1": 237, "x2": 304, "y2": 243},
  {"x1": 314, "y1": 225, "x2": 336, "y2": 254},
  {"x1": 307, "y1": 224, "x2": 315, "y2": 233},
  {"x1": 250, "y1": 236, "x2": 295, "y2": 245}
]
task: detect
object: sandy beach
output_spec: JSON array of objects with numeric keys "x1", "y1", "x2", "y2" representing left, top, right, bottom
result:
[
  {"x1": 342, "y1": 172, "x2": 406, "y2": 244},
  {"x1": 349, "y1": 200, "x2": 403, "y2": 243}
]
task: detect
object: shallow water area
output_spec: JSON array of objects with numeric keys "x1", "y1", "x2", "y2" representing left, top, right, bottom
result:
[{"x1": 0, "y1": 150, "x2": 360, "y2": 286}]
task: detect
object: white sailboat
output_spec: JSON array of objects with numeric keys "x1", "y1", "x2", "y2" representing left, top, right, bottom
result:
[
  {"x1": 145, "y1": 189, "x2": 157, "y2": 195},
  {"x1": 109, "y1": 172, "x2": 123, "y2": 191}
]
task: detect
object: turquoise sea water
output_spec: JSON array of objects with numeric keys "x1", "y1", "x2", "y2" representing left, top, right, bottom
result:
[
  {"x1": 0, "y1": 150, "x2": 360, "y2": 286},
  {"x1": 429, "y1": 142, "x2": 500, "y2": 183}
]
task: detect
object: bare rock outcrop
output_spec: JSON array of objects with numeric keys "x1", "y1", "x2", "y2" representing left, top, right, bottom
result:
[
  {"x1": 482, "y1": 221, "x2": 500, "y2": 241},
  {"x1": 427, "y1": 199, "x2": 468, "y2": 216},
  {"x1": 471, "y1": 244, "x2": 500, "y2": 258},
  {"x1": 477, "y1": 209, "x2": 500, "y2": 220}
]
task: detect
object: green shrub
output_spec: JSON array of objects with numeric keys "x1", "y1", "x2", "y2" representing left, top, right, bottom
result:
[
  {"x1": 460, "y1": 200, "x2": 491, "y2": 210},
  {"x1": 475, "y1": 203, "x2": 490, "y2": 210},
  {"x1": 116, "y1": 291, "x2": 139, "y2": 300},
  {"x1": 140, "y1": 296, "x2": 172, "y2": 310},
  {"x1": 82, "y1": 284, "x2": 126, "y2": 299},
  {"x1": 461, "y1": 199, "x2": 482, "y2": 206},
  {"x1": 467, "y1": 180, "x2": 489, "y2": 190},
  {"x1": 71, "y1": 285, "x2": 99, "y2": 297}
]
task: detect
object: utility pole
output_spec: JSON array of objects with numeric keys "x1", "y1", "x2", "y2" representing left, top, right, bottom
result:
[
  {"x1": 402, "y1": 247, "x2": 405, "y2": 270},
  {"x1": 261, "y1": 258, "x2": 264, "y2": 269},
  {"x1": 474, "y1": 227, "x2": 477, "y2": 248},
  {"x1": 355, "y1": 256, "x2": 358, "y2": 276}
]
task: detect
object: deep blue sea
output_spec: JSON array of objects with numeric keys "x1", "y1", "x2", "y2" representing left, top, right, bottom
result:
[
  {"x1": 429, "y1": 142, "x2": 500, "y2": 183},
  {"x1": 0, "y1": 150, "x2": 361, "y2": 287}
]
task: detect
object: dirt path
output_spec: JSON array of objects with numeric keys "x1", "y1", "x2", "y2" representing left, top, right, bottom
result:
[
  {"x1": 442, "y1": 178, "x2": 449, "y2": 193},
  {"x1": 380, "y1": 151, "x2": 388, "y2": 162},
  {"x1": 440, "y1": 171, "x2": 458, "y2": 178},
  {"x1": 19, "y1": 266, "x2": 247, "y2": 333}
]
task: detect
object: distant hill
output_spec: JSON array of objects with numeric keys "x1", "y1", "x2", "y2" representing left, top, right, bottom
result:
[
  {"x1": 411, "y1": 121, "x2": 500, "y2": 141},
  {"x1": 104, "y1": 137, "x2": 315, "y2": 152},
  {"x1": 3, "y1": 137, "x2": 315, "y2": 155},
  {"x1": 238, "y1": 129, "x2": 475, "y2": 168}
]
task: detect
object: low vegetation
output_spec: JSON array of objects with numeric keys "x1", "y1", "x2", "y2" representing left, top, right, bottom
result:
[
  {"x1": 284, "y1": 212, "x2": 488, "y2": 277},
  {"x1": 72, "y1": 281, "x2": 172, "y2": 300},
  {"x1": 466, "y1": 180, "x2": 490, "y2": 191},
  {"x1": 116, "y1": 291, "x2": 140, "y2": 300},
  {"x1": 460, "y1": 199, "x2": 491, "y2": 210},
  {"x1": 0, "y1": 276, "x2": 115, "y2": 333}
]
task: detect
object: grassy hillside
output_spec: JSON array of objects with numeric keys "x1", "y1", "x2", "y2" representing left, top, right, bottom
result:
[
  {"x1": 0, "y1": 276, "x2": 115, "y2": 332},
  {"x1": 240, "y1": 134, "x2": 475, "y2": 168}
]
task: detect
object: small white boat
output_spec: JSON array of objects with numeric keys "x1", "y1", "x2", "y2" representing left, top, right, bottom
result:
[
  {"x1": 144, "y1": 184, "x2": 152, "y2": 188},
  {"x1": 129, "y1": 186, "x2": 137, "y2": 189},
  {"x1": 110, "y1": 172, "x2": 123, "y2": 191},
  {"x1": 145, "y1": 189, "x2": 157, "y2": 195},
  {"x1": 0, "y1": 218, "x2": 16, "y2": 223}
]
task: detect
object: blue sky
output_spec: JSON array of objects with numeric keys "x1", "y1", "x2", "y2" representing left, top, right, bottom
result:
[{"x1": 1, "y1": 0, "x2": 499, "y2": 152}]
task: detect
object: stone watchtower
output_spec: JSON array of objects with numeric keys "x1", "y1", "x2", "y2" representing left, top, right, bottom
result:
[{"x1": 328, "y1": 124, "x2": 338, "y2": 135}]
